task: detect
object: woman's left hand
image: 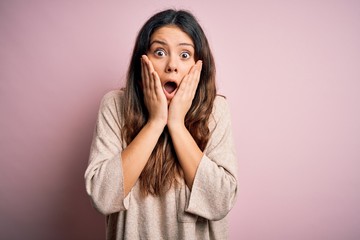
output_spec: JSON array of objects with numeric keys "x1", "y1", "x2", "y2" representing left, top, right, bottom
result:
[{"x1": 168, "y1": 60, "x2": 202, "y2": 129}]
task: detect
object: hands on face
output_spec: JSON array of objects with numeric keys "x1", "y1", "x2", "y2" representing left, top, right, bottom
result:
[
  {"x1": 167, "y1": 60, "x2": 202, "y2": 128},
  {"x1": 141, "y1": 55, "x2": 168, "y2": 128},
  {"x1": 141, "y1": 55, "x2": 202, "y2": 129}
]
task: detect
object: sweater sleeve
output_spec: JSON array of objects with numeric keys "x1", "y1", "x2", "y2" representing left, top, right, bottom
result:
[
  {"x1": 84, "y1": 90, "x2": 129, "y2": 215},
  {"x1": 185, "y1": 96, "x2": 238, "y2": 221}
]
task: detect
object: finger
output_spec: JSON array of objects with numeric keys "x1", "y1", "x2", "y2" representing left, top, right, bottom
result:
[
  {"x1": 145, "y1": 55, "x2": 155, "y2": 73},
  {"x1": 152, "y1": 71, "x2": 164, "y2": 98},
  {"x1": 141, "y1": 56, "x2": 148, "y2": 89},
  {"x1": 143, "y1": 55, "x2": 156, "y2": 97},
  {"x1": 192, "y1": 60, "x2": 202, "y2": 83},
  {"x1": 144, "y1": 57, "x2": 158, "y2": 97},
  {"x1": 185, "y1": 61, "x2": 201, "y2": 97},
  {"x1": 142, "y1": 55, "x2": 155, "y2": 78},
  {"x1": 191, "y1": 60, "x2": 202, "y2": 96},
  {"x1": 147, "y1": 58, "x2": 157, "y2": 94},
  {"x1": 142, "y1": 55, "x2": 153, "y2": 90},
  {"x1": 187, "y1": 61, "x2": 201, "y2": 82}
]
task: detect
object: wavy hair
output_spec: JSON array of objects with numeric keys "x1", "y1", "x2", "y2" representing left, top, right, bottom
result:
[{"x1": 121, "y1": 9, "x2": 217, "y2": 196}]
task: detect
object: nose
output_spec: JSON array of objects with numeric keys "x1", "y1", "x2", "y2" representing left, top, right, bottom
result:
[{"x1": 165, "y1": 57, "x2": 178, "y2": 73}]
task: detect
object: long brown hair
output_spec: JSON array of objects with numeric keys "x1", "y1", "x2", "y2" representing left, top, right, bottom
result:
[{"x1": 121, "y1": 9, "x2": 217, "y2": 196}]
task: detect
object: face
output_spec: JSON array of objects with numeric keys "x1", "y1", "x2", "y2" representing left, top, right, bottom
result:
[{"x1": 147, "y1": 25, "x2": 196, "y2": 102}]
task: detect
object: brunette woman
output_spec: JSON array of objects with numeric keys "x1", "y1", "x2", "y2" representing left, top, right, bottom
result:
[{"x1": 85, "y1": 9, "x2": 238, "y2": 240}]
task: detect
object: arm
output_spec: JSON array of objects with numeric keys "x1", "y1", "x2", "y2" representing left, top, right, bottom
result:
[
  {"x1": 84, "y1": 91, "x2": 165, "y2": 214},
  {"x1": 167, "y1": 60, "x2": 237, "y2": 220},
  {"x1": 167, "y1": 60, "x2": 203, "y2": 189},
  {"x1": 185, "y1": 97, "x2": 238, "y2": 220},
  {"x1": 85, "y1": 56, "x2": 167, "y2": 214},
  {"x1": 84, "y1": 91, "x2": 128, "y2": 215},
  {"x1": 120, "y1": 56, "x2": 168, "y2": 195},
  {"x1": 168, "y1": 125, "x2": 203, "y2": 189},
  {"x1": 121, "y1": 120, "x2": 164, "y2": 195},
  {"x1": 122, "y1": 56, "x2": 167, "y2": 195}
]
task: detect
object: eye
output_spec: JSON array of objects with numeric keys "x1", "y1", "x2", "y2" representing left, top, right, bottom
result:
[
  {"x1": 180, "y1": 51, "x2": 191, "y2": 59},
  {"x1": 154, "y1": 49, "x2": 166, "y2": 57}
]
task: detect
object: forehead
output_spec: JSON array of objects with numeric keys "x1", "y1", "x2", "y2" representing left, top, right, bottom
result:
[{"x1": 150, "y1": 25, "x2": 194, "y2": 46}]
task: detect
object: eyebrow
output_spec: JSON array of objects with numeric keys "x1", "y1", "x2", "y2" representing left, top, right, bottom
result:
[{"x1": 150, "y1": 40, "x2": 194, "y2": 48}]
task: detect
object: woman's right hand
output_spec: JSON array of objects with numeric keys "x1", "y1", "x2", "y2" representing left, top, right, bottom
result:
[{"x1": 141, "y1": 55, "x2": 168, "y2": 129}]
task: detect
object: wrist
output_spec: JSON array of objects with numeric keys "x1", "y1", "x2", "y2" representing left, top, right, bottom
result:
[
  {"x1": 146, "y1": 119, "x2": 166, "y2": 134},
  {"x1": 167, "y1": 120, "x2": 186, "y2": 133}
]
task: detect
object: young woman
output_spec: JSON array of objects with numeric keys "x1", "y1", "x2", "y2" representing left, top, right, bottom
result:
[{"x1": 85, "y1": 9, "x2": 238, "y2": 240}]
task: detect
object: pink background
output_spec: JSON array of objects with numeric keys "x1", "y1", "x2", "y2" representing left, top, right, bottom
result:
[{"x1": 1, "y1": 1, "x2": 360, "y2": 239}]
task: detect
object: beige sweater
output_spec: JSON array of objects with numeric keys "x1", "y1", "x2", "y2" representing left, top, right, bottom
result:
[{"x1": 85, "y1": 90, "x2": 238, "y2": 240}]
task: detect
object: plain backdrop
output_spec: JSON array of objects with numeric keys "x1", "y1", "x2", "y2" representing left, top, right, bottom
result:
[{"x1": 1, "y1": 0, "x2": 360, "y2": 239}]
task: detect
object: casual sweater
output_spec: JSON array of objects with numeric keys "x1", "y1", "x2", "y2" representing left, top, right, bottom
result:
[{"x1": 85, "y1": 89, "x2": 238, "y2": 240}]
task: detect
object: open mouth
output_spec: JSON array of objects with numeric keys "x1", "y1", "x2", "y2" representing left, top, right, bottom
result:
[{"x1": 164, "y1": 81, "x2": 177, "y2": 94}]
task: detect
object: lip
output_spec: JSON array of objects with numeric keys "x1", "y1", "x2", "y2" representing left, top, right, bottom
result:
[{"x1": 162, "y1": 79, "x2": 179, "y2": 100}]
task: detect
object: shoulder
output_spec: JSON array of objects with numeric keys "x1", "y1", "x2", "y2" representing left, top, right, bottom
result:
[
  {"x1": 96, "y1": 89, "x2": 125, "y2": 123},
  {"x1": 212, "y1": 95, "x2": 231, "y2": 120},
  {"x1": 207, "y1": 95, "x2": 231, "y2": 131},
  {"x1": 99, "y1": 89, "x2": 125, "y2": 110},
  {"x1": 213, "y1": 94, "x2": 228, "y2": 108},
  {"x1": 206, "y1": 95, "x2": 234, "y2": 151},
  {"x1": 101, "y1": 89, "x2": 124, "y2": 104}
]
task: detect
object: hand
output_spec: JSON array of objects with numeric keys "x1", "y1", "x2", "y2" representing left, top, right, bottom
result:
[
  {"x1": 168, "y1": 60, "x2": 202, "y2": 129},
  {"x1": 141, "y1": 55, "x2": 168, "y2": 128}
]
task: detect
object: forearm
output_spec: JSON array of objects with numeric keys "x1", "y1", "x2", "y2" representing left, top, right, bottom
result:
[
  {"x1": 121, "y1": 121, "x2": 164, "y2": 195},
  {"x1": 168, "y1": 124, "x2": 203, "y2": 189}
]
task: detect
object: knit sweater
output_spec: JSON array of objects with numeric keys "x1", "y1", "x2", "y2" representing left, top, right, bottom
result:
[{"x1": 85, "y1": 89, "x2": 238, "y2": 240}]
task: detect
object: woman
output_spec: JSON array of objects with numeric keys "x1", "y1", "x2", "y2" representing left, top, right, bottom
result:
[{"x1": 85, "y1": 9, "x2": 238, "y2": 240}]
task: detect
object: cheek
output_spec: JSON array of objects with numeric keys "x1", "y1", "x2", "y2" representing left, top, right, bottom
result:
[
  {"x1": 147, "y1": 57, "x2": 163, "y2": 72},
  {"x1": 181, "y1": 62, "x2": 195, "y2": 74}
]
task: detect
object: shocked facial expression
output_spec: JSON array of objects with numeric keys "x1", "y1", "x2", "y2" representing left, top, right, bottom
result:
[{"x1": 147, "y1": 25, "x2": 196, "y2": 103}]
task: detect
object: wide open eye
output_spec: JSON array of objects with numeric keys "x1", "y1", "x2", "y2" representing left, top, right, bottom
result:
[
  {"x1": 154, "y1": 49, "x2": 166, "y2": 57},
  {"x1": 180, "y1": 51, "x2": 191, "y2": 59}
]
